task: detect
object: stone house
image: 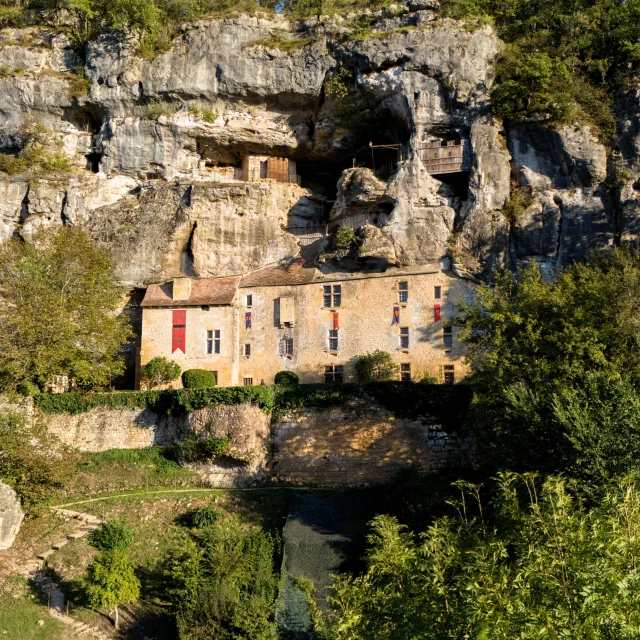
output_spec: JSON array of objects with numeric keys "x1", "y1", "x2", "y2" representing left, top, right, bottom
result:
[{"x1": 138, "y1": 260, "x2": 470, "y2": 388}]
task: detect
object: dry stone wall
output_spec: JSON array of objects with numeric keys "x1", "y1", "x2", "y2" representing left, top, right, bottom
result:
[{"x1": 37, "y1": 398, "x2": 474, "y2": 488}]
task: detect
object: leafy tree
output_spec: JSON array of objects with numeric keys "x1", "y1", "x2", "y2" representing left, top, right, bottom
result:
[
  {"x1": 330, "y1": 474, "x2": 640, "y2": 639},
  {"x1": 354, "y1": 350, "x2": 398, "y2": 382},
  {"x1": 140, "y1": 356, "x2": 181, "y2": 389},
  {"x1": 0, "y1": 227, "x2": 132, "y2": 391},
  {"x1": 88, "y1": 519, "x2": 134, "y2": 552},
  {"x1": 167, "y1": 517, "x2": 279, "y2": 640},
  {"x1": 85, "y1": 549, "x2": 140, "y2": 629},
  {"x1": 454, "y1": 248, "x2": 640, "y2": 483},
  {"x1": 181, "y1": 368, "x2": 217, "y2": 389}
]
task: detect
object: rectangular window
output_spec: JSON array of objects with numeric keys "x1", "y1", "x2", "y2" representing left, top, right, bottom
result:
[
  {"x1": 401, "y1": 363, "x2": 411, "y2": 382},
  {"x1": 329, "y1": 329, "x2": 339, "y2": 351},
  {"x1": 443, "y1": 365, "x2": 455, "y2": 385},
  {"x1": 280, "y1": 338, "x2": 294, "y2": 355},
  {"x1": 398, "y1": 281, "x2": 408, "y2": 303},
  {"x1": 323, "y1": 284, "x2": 341, "y2": 308},
  {"x1": 443, "y1": 326, "x2": 453, "y2": 349},
  {"x1": 243, "y1": 343, "x2": 251, "y2": 357},
  {"x1": 172, "y1": 309, "x2": 186, "y2": 354},
  {"x1": 434, "y1": 285, "x2": 442, "y2": 299},
  {"x1": 207, "y1": 330, "x2": 220, "y2": 354},
  {"x1": 246, "y1": 294, "x2": 253, "y2": 307},
  {"x1": 324, "y1": 365, "x2": 344, "y2": 383},
  {"x1": 201, "y1": 305, "x2": 210, "y2": 311},
  {"x1": 243, "y1": 377, "x2": 254, "y2": 386},
  {"x1": 400, "y1": 327, "x2": 409, "y2": 349}
]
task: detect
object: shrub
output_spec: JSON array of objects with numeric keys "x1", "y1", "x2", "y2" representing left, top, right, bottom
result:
[
  {"x1": 354, "y1": 350, "x2": 398, "y2": 382},
  {"x1": 182, "y1": 369, "x2": 217, "y2": 389},
  {"x1": 274, "y1": 371, "x2": 299, "y2": 386},
  {"x1": 140, "y1": 357, "x2": 181, "y2": 389},
  {"x1": 16, "y1": 380, "x2": 40, "y2": 396},
  {"x1": 324, "y1": 67, "x2": 351, "y2": 98},
  {"x1": 167, "y1": 518, "x2": 279, "y2": 639},
  {"x1": 190, "y1": 505, "x2": 223, "y2": 528},
  {"x1": 88, "y1": 519, "x2": 134, "y2": 552},
  {"x1": 178, "y1": 435, "x2": 230, "y2": 462},
  {"x1": 333, "y1": 226, "x2": 357, "y2": 251}
]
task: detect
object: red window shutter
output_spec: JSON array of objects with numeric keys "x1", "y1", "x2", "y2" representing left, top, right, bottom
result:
[
  {"x1": 333, "y1": 311, "x2": 339, "y2": 330},
  {"x1": 172, "y1": 309, "x2": 186, "y2": 353},
  {"x1": 434, "y1": 304, "x2": 441, "y2": 322}
]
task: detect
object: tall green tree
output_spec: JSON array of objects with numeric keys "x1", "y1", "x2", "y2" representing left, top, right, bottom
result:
[
  {"x1": 454, "y1": 249, "x2": 640, "y2": 482},
  {"x1": 331, "y1": 474, "x2": 640, "y2": 639},
  {"x1": 0, "y1": 227, "x2": 132, "y2": 391}
]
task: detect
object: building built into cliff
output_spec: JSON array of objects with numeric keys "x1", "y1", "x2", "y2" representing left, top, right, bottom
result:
[{"x1": 138, "y1": 261, "x2": 469, "y2": 388}]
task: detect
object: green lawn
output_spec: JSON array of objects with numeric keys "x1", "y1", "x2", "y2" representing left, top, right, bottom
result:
[{"x1": 0, "y1": 593, "x2": 65, "y2": 640}]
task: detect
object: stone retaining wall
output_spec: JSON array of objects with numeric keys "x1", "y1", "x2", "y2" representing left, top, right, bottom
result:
[
  {"x1": 35, "y1": 398, "x2": 474, "y2": 488},
  {"x1": 271, "y1": 399, "x2": 475, "y2": 487}
]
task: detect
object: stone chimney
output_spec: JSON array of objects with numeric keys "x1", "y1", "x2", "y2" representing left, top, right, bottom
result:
[{"x1": 172, "y1": 276, "x2": 192, "y2": 301}]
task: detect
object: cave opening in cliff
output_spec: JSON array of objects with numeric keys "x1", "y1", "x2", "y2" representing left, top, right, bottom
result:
[
  {"x1": 295, "y1": 159, "x2": 345, "y2": 200},
  {"x1": 85, "y1": 152, "x2": 103, "y2": 173},
  {"x1": 435, "y1": 171, "x2": 470, "y2": 202}
]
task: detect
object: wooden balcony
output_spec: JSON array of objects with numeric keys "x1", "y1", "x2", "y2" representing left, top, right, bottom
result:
[{"x1": 418, "y1": 139, "x2": 472, "y2": 175}]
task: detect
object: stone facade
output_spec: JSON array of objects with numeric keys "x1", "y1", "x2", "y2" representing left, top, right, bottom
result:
[{"x1": 139, "y1": 262, "x2": 471, "y2": 388}]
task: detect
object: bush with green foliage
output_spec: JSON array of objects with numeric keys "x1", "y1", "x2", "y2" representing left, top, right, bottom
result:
[
  {"x1": 182, "y1": 369, "x2": 217, "y2": 389},
  {"x1": 0, "y1": 411, "x2": 74, "y2": 510},
  {"x1": 140, "y1": 356, "x2": 181, "y2": 389},
  {"x1": 16, "y1": 380, "x2": 40, "y2": 396},
  {"x1": 0, "y1": 227, "x2": 132, "y2": 391},
  {"x1": 354, "y1": 350, "x2": 398, "y2": 383},
  {"x1": 178, "y1": 434, "x2": 230, "y2": 462},
  {"x1": 190, "y1": 505, "x2": 223, "y2": 528},
  {"x1": 274, "y1": 371, "x2": 299, "y2": 386},
  {"x1": 85, "y1": 549, "x2": 140, "y2": 629},
  {"x1": 88, "y1": 519, "x2": 134, "y2": 552},
  {"x1": 167, "y1": 517, "x2": 279, "y2": 640},
  {"x1": 330, "y1": 473, "x2": 640, "y2": 639},
  {"x1": 333, "y1": 226, "x2": 357, "y2": 251}
]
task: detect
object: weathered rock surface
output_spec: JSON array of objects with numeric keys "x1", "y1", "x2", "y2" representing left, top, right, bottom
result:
[
  {"x1": 0, "y1": 9, "x2": 634, "y2": 285},
  {"x1": 0, "y1": 481, "x2": 23, "y2": 550}
]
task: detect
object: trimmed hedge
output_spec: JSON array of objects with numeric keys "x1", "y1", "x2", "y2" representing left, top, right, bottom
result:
[
  {"x1": 34, "y1": 383, "x2": 472, "y2": 426},
  {"x1": 182, "y1": 369, "x2": 217, "y2": 389},
  {"x1": 34, "y1": 386, "x2": 277, "y2": 416},
  {"x1": 274, "y1": 371, "x2": 299, "y2": 386}
]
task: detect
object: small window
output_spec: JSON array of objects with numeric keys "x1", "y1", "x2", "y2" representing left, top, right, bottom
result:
[
  {"x1": 243, "y1": 343, "x2": 251, "y2": 357},
  {"x1": 401, "y1": 363, "x2": 411, "y2": 382},
  {"x1": 400, "y1": 327, "x2": 409, "y2": 350},
  {"x1": 243, "y1": 377, "x2": 254, "y2": 386},
  {"x1": 443, "y1": 365, "x2": 455, "y2": 385},
  {"x1": 280, "y1": 337, "x2": 294, "y2": 355},
  {"x1": 201, "y1": 305, "x2": 210, "y2": 311},
  {"x1": 246, "y1": 294, "x2": 253, "y2": 307},
  {"x1": 443, "y1": 326, "x2": 453, "y2": 349},
  {"x1": 323, "y1": 284, "x2": 341, "y2": 308},
  {"x1": 398, "y1": 281, "x2": 408, "y2": 303},
  {"x1": 324, "y1": 365, "x2": 344, "y2": 383},
  {"x1": 434, "y1": 286, "x2": 442, "y2": 299},
  {"x1": 329, "y1": 329, "x2": 339, "y2": 351}
]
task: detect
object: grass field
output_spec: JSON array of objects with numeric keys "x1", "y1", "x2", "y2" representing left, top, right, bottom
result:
[{"x1": 0, "y1": 582, "x2": 65, "y2": 640}]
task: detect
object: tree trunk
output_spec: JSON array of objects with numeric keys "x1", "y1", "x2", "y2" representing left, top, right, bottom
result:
[{"x1": 114, "y1": 606, "x2": 119, "y2": 629}]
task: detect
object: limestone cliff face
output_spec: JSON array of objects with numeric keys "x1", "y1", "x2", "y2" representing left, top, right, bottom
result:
[{"x1": 0, "y1": 7, "x2": 632, "y2": 285}]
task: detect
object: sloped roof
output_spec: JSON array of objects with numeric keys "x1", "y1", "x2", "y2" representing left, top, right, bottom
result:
[
  {"x1": 141, "y1": 277, "x2": 241, "y2": 307},
  {"x1": 240, "y1": 260, "x2": 318, "y2": 288}
]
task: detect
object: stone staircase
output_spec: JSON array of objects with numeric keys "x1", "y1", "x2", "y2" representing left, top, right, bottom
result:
[{"x1": 18, "y1": 508, "x2": 111, "y2": 640}]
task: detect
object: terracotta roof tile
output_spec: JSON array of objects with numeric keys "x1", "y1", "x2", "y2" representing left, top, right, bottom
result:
[{"x1": 141, "y1": 277, "x2": 240, "y2": 307}]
